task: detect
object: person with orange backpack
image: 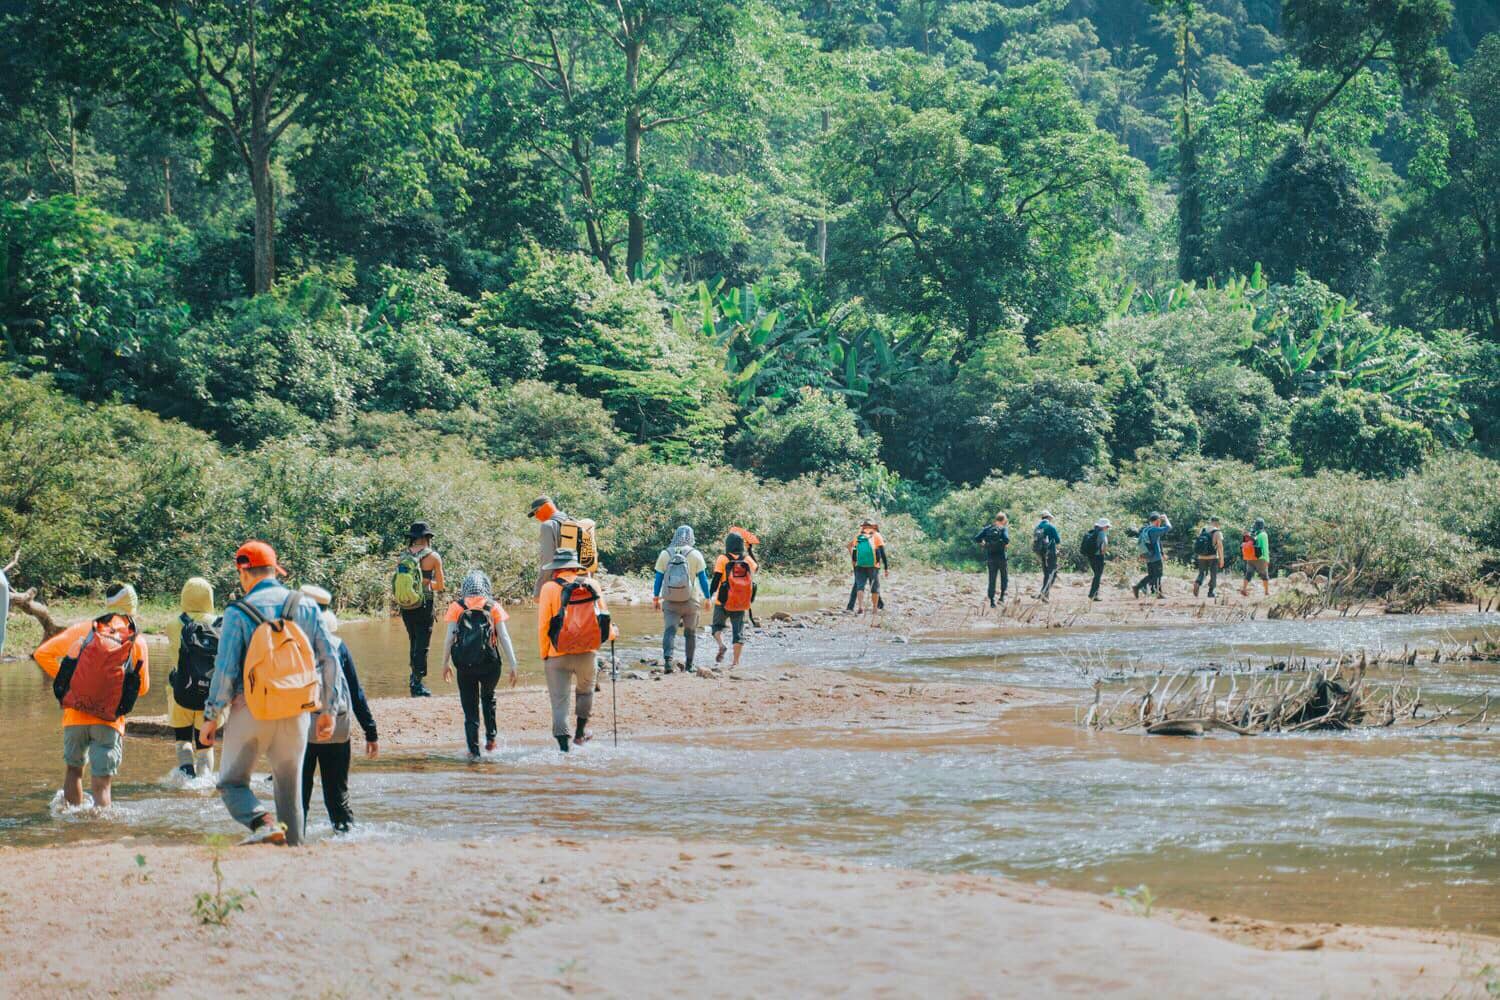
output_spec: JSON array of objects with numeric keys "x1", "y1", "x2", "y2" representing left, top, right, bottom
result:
[
  {"x1": 537, "y1": 548, "x2": 616, "y2": 752},
  {"x1": 529, "y1": 496, "x2": 600, "y2": 598},
  {"x1": 33, "y1": 583, "x2": 150, "y2": 809},
  {"x1": 710, "y1": 531, "x2": 757, "y2": 666},
  {"x1": 197, "y1": 541, "x2": 340, "y2": 846},
  {"x1": 442, "y1": 569, "x2": 519, "y2": 760}
]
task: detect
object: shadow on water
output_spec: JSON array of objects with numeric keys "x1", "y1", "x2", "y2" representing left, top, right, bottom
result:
[{"x1": 1, "y1": 605, "x2": 1496, "y2": 934}]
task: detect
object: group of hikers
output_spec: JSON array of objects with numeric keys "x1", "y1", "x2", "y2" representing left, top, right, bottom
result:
[
  {"x1": 31, "y1": 495, "x2": 813, "y2": 846},
  {"x1": 974, "y1": 511, "x2": 1273, "y2": 604},
  {"x1": 29, "y1": 487, "x2": 1273, "y2": 848}
]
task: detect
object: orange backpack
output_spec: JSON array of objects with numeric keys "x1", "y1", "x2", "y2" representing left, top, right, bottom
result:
[
  {"x1": 721, "y1": 556, "x2": 755, "y2": 612},
  {"x1": 54, "y1": 615, "x2": 142, "y2": 721},
  {"x1": 1240, "y1": 533, "x2": 1257, "y2": 561},
  {"x1": 231, "y1": 592, "x2": 320, "y2": 721},
  {"x1": 547, "y1": 579, "x2": 609, "y2": 655}
]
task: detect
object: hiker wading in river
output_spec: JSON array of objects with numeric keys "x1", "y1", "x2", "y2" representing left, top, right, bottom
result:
[
  {"x1": 537, "y1": 548, "x2": 616, "y2": 752},
  {"x1": 1032, "y1": 512, "x2": 1061, "y2": 601},
  {"x1": 442, "y1": 570, "x2": 518, "y2": 760},
  {"x1": 653, "y1": 525, "x2": 712, "y2": 674},
  {"x1": 1193, "y1": 517, "x2": 1226, "y2": 598},
  {"x1": 1133, "y1": 513, "x2": 1172, "y2": 600},
  {"x1": 200, "y1": 541, "x2": 340, "y2": 846},
  {"x1": 299, "y1": 585, "x2": 378, "y2": 833}
]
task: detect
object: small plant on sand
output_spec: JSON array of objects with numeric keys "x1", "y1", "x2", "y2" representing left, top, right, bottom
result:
[
  {"x1": 125, "y1": 853, "x2": 151, "y2": 884},
  {"x1": 1111, "y1": 884, "x2": 1158, "y2": 917},
  {"x1": 193, "y1": 835, "x2": 256, "y2": 927}
]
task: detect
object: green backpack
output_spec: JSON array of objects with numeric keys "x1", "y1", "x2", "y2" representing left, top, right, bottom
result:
[
  {"x1": 392, "y1": 548, "x2": 430, "y2": 610},
  {"x1": 854, "y1": 534, "x2": 877, "y2": 568}
]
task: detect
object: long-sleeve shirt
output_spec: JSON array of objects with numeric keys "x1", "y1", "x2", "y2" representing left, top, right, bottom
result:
[
  {"x1": 204, "y1": 578, "x2": 339, "y2": 724},
  {"x1": 33, "y1": 616, "x2": 151, "y2": 732},
  {"x1": 652, "y1": 546, "x2": 712, "y2": 602},
  {"x1": 339, "y1": 641, "x2": 377, "y2": 743},
  {"x1": 1033, "y1": 521, "x2": 1060, "y2": 551},
  {"x1": 1141, "y1": 519, "x2": 1172, "y2": 562},
  {"x1": 442, "y1": 597, "x2": 519, "y2": 672},
  {"x1": 973, "y1": 525, "x2": 1010, "y2": 559},
  {"x1": 534, "y1": 516, "x2": 566, "y2": 598}
]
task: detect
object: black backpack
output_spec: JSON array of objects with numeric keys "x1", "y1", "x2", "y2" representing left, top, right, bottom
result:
[
  {"x1": 452, "y1": 600, "x2": 501, "y2": 672},
  {"x1": 170, "y1": 615, "x2": 222, "y2": 712},
  {"x1": 1193, "y1": 527, "x2": 1216, "y2": 557},
  {"x1": 1032, "y1": 524, "x2": 1050, "y2": 555},
  {"x1": 1080, "y1": 528, "x2": 1101, "y2": 557}
]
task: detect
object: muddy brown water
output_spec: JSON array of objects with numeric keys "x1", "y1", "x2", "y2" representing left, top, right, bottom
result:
[{"x1": 1, "y1": 604, "x2": 1496, "y2": 935}]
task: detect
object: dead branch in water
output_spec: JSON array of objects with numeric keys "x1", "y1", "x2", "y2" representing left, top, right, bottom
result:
[
  {"x1": 8, "y1": 587, "x2": 65, "y2": 642},
  {"x1": 1081, "y1": 657, "x2": 1489, "y2": 737}
]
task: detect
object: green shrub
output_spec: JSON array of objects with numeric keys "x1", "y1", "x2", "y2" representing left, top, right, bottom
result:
[
  {"x1": 1289, "y1": 388, "x2": 1433, "y2": 478},
  {"x1": 481, "y1": 381, "x2": 628, "y2": 472},
  {"x1": 731, "y1": 387, "x2": 883, "y2": 482},
  {"x1": 484, "y1": 244, "x2": 732, "y2": 459},
  {"x1": 470, "y1": 293, "x2": 546, "y2": 382},
  {"x1": 953, "y1": 373, "x2": 1112, "y2": 483},
  {"x1": 1185, "y1": 365, "x2": 1288, "y2": 462}
]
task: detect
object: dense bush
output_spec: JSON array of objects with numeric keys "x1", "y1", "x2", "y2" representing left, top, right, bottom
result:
[
  {"x1": 954, "y1": 373, "x2": 1112, "y2": 483},
  {"x1": 1289, "y1": 388, "x2": 1433, "y2": 478},
  {"x1": 731, "y1": 388, "x2": 883, "y2": 482},
  {"x1": 1185, "y1": 365, "x2": 1288, "y2": 463},
  {"x1": 483, "y1": 244, "x2": 732, "y2": 459}
]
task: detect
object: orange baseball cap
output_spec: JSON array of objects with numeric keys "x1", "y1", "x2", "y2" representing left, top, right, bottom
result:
[{"x1": 234, "y1": 540, "x2": 287, "y2": 576}]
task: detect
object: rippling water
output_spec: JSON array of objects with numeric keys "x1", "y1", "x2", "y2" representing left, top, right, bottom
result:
[{"x1": 2, "y1": 605, "x2": 1496, "y2": 932}]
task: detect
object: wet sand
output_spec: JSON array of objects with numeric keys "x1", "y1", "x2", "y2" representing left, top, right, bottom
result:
[
  {"x1": 129, "y1": 665, "x2": 1035, "y2": 750},
  {"x1": 1, "y1": 837, "x2": 1493, "y2": 998}
]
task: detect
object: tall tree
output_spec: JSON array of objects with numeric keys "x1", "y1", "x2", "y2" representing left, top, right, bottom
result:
[
  {"x1": 1282, "y1": 0, "x2": 1452, "y2": 137},
  {"x1": 494, "y1": 0, "x2": 745, "y2": 278},
  {"x1": 61, "y1": 1, "x2": 474, "y2": 293}
]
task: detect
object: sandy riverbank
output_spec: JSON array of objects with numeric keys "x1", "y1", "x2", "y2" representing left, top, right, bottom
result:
[
  {"x1": 0, "y1": 836, "x2": 1493, "y2": 998},
  {"x1": 128, "y1": 664, "x2": 1034, "y2": 751}
]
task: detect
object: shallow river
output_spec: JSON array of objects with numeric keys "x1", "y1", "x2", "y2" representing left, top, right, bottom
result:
[{"x1": 2, "y1": 605, "x2": 1496, "y2": 933}]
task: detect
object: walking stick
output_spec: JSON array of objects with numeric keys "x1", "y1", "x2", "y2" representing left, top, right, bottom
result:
[{"x1": 610, "y1": 639, "x2": 619, "y2": 747}]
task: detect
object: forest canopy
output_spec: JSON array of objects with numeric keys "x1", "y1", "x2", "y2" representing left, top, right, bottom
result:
[{"x1": 3, "y1": 0, "x2": 1499, "y2": 602}]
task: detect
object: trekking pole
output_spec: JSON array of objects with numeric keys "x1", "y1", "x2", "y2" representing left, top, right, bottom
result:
[{"x1": 610, "y1": 639, "x2": 619, "y2": 747}]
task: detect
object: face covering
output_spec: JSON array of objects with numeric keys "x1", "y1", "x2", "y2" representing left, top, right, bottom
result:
[{"x1": 461, "y1": 569, "x2": 493, "y2": 599}]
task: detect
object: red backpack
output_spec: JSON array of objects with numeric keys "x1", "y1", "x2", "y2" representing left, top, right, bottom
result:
[
  {"x1": 721, "y1": 556, "x2": 755, "y2": 612},
  {"x1": 53, "y1": 614, "x2": 142, "y2": 721},
  {"x1": 547, "y1": 579, "x2": 610, "y2": 655}
]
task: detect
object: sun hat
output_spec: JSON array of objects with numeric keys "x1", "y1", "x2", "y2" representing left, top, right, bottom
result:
[
  {"x1": 407, "y1": 521, "x2": 434, "y2": 542},
  {"x1": 545, "y1": 548, "x2": 584, "y2": 571}
]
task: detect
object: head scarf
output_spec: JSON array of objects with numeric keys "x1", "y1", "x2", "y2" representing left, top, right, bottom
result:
[
  {"x1": 670, "y1": 525, "x2": 695, "y2": 549},
  {"x1": 460, "y1": 569, "x2": 493, "y2": 599},
  {"x1": 180, "y1": 577, "x2": 214, "y2": 616},
  {"x1": 105, "y1": 583, "x2": 138, "y2": 617}
]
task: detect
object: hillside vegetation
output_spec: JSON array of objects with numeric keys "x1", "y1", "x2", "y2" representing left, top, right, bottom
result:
[{"x1": 2, "y1": 1, "x2": 1498, "y2": 607}]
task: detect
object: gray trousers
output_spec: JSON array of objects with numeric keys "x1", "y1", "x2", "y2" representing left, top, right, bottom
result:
[
  {"x1": 661, "y1": 600, "x2": 699, "y2": 666},
  {"x1": 544, "y1": 652, "x2": 596, "y2": 738},
  {"x1": 218, "y1": 699, "x2": 311, "y2": 845}
]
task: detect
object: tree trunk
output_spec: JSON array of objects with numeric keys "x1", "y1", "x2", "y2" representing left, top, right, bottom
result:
[
  {"x1": 9, "y1": 587, "x2": 65, "y2": 642},
  {"x1": 624, "y1": 40, "x2": 646, "y2": 280},
  {"x1": 67, "y1": 96, "x2": 80, "y2": 198},
  {"x1": 161, "y1": 157, "x2": 173, "y2": 217},
  {"x1": 250, "y1": 149, "x2": 275, "y2": 294}
]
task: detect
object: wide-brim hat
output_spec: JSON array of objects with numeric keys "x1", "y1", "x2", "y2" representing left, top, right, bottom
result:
[
  {"x1": 1095, "y1": 518, "x2": 1112, "y2": 528},
  {"x1": 407, "y1": 521, "x2": 434, "y2": 541},
  {"x1": 546, "y1": 548, "x2": 584, "y2": 571}
]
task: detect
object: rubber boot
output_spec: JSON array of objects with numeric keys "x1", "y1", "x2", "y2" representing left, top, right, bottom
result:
[
  {"x1": 409, "y1": 675, "x2": 432, "y2": 698},
  {"x1": 555, "y1": 735, "x2": 571, "y2": 753},
  {"x1": 575, "y1": 718, "x2": 590, "y2": 745}
]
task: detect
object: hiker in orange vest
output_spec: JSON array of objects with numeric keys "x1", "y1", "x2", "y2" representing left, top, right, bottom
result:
[
  {"x1": 33, "y1": 584, "x2": 151, "y2": 809},
  {"x1": 537, "y1": 548, "x2": 616, "y2": 752},
  {"x1": 197, "y1": 541, "x2": 340, "y2": 846}
]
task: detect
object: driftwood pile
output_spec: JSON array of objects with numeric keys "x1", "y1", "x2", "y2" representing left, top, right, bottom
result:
[{"x1": 1083, "y1": 657, "x2": 1493, "y2": 737}]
